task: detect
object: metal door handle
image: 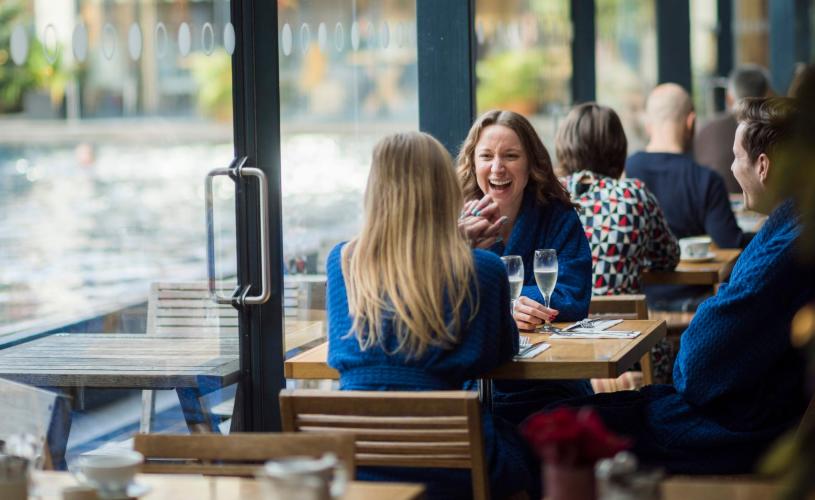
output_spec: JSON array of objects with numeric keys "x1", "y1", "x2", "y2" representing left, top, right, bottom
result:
[
  {"x1": 205, "y1": 157, "x2": 271, "y2": 306},
  {"x1": 206, "y1": 157, "x2": 244, "y2": 304},
  {"x1": 237, "y1": 163, "x2": 271, "y2": 305}
]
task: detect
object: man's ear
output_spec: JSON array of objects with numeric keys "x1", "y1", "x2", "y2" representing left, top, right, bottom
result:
[
  {"x1": 686, "y1": 111, "x2": 697, "y2": 134},
  {"x1": 757, "y1": 153, "x2": 771, "y2": 183}
]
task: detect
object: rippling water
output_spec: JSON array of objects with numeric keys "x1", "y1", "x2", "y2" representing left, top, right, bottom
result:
[{"x1": 0, "y1": 133, "x2": 375, "y2": 336}]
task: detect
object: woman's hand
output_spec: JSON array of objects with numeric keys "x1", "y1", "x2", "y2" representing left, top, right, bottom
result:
[
  {"x1": 513, "y1": 296, "x2": 559, "y2": 331},
  {"x1": 459, "y1": 195, "x2": 507, "y2": 248}
]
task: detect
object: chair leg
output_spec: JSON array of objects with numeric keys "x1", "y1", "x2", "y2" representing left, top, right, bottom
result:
[
  {"x1": 639, "y1": 353, "x2": 654, "y2": 385},
  {"x1": 140, "y1": 390, "x2": 156, "y2": 434}
]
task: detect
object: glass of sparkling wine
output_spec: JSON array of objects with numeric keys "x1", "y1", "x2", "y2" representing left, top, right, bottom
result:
[
  {"x1": 500, "y1": 255, "x2": 524, "y2": 312},
  {"x1": 534, "y1": 249, "x2": 558, "y2": 332}
]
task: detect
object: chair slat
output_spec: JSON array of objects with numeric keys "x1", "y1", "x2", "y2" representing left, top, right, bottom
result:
[
  {"x1": 356, "y1": 441, "x2": 470, "y2": 454},
  {"x1": 296, "y1": 414, "x2": 467, "y2": 428},
  {"x1": 298, "y1": 426, "x2": 470, "y2": 442},
  {"x1": 134, "y1": 433, "x2": 355, "y2": 476},
  {"x1": 357, "y1": 455, "x2": 471, "y2": 468}
]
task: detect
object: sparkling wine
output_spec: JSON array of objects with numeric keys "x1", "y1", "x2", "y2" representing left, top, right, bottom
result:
[
  {"x1": 509, "y1": 277, "x2": 523, "y2": 300},
  {"x1": 534, "y1": 269, "x2": 557, "y2": 298}
]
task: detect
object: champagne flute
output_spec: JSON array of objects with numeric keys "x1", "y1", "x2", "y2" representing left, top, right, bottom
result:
[
  {"x1": 500, "y1": 255, "x2": 524, "y2": 313},
  {"x1": 533, "y1": 249, "x2": 558, "y2": 332}
]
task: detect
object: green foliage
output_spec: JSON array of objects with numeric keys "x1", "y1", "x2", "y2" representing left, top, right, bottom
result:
[
  {"x1": 0, "y1": 1, "x2": 72, "y2": 114},
  {"x1": 477, "y1": 50, "x2": 544, "y2": 112},
  {"x1": 189, "y1": 50, "x2": 233, "y2": 122}
]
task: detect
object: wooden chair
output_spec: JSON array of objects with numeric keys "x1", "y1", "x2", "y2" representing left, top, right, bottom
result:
[
  {"x1": 140, "y1": 281, "x2": 328, "y2": 433},
  {"x1": 134, "y1": 432, "x2": 355, "y2": 477},
  {"x1": 140, "y1": 282, "x2": 238, "y2": 433},
  {"x1": 279, "y1": 389, "x2": 491, "y2": 500},
  {"x1": 0, "y1": 378, "x2": 70, "y2": 470},
  {"x1": 589, "y1": 295, "x2": 654, "y2": 387}
]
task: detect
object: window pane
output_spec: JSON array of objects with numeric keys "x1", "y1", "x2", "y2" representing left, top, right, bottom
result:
[
  {"x1": 0, "y1": 0, "x2": 237, "y2": 463},
  {"x1": 595, "y1": 0, "x2": 656, "y2": 150},
  {"x1": 475, "y1": 0, "x2": 572, "y2": 151},
  {"x1": 691, "y1": 0, "x2": 720, "y2": 120},
  {"x1": 278, "y1": 1, "x2": 418, "y2": 357}
]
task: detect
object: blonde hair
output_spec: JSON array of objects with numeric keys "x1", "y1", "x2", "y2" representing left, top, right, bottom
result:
[{"x1": 342, "y1": 132, "x2": 476, "y2": 357}]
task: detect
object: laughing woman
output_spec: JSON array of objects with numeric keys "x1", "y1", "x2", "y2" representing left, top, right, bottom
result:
[
  {"x1": 326, "y1": 131, "x2": 533, "y2": 499},
  {"x1": 457, "y1": 110, "x2": 594, "y2": 424}
]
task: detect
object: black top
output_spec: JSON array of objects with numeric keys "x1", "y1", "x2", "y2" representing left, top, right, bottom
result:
[
  {"x1": 625, "y1": 151, "x2": 745, "y2": 248},
  {"x1": 694, "y1": 113, "x2": 742, "y2": 194}
]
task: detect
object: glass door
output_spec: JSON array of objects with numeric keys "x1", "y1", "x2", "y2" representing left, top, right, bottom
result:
[{"x1": 0, "y1": 0, "x2": 252, "y2": 466}]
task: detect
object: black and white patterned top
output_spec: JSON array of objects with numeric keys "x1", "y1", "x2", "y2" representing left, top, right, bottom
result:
[{"x1": 563, "y1": 171, "x2": 680, "y2": 295}]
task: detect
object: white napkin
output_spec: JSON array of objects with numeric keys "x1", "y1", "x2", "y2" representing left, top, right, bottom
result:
[{"x1": 513, "y1": 342, "x2": 551, "y2": 359}]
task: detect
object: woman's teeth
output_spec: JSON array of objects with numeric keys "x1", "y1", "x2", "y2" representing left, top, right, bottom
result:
[{"x1": 490, "y1": 179, "x2": 511, "y2": 188}]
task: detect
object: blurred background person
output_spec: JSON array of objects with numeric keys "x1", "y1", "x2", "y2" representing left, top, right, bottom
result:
[
  {"x1": 694, "y1": 64, "x2": 773, "y2": 194},
  {"x1": 626, "y1": 83, "x2": 745, "y2": 311}
]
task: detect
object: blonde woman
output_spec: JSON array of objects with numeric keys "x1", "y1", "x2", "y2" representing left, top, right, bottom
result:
[{"x1": 326, "y1": 132, "x2": 533, "y2": 499}]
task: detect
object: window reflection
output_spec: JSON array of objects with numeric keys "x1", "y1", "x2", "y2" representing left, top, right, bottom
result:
[
  {"x1": 475, "y1": 0, "x2": 572, "y2": 153},
  {"x1": 277, "y1": 0, "x2": 418, "y2": 322},
  {"x1": 595, "y1": 0, "x2": 656, "y2": 150}
]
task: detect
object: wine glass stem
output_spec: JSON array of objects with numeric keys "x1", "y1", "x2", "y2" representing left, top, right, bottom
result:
[{"x1": 543, "y1": 294, "x2": 551, "y2": 329}]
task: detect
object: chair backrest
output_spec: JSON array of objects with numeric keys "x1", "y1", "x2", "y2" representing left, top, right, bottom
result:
[
  {"x1": 279, "y1": 389, "x2": 490, "y2": 500},
  {"x1": 0, "y1": 379, "x2": 70, "y2": 470},
  {"x1": 146, "y1": 282, "x2": 238, "y2": 337},
  {"x1": 589, "y1": 294, "x2": 648, "y2": 320},
  {"x1": 133, "y1": 432, "x2": 355, "y2": 477}
]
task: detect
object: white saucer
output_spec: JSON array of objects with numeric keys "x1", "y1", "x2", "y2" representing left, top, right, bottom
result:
[
  {"x1": 681, "y1": 252, "x2": 715, "y2": 263},
  {"x1": 98, "y1": 483, "x2": 152, "y2": 500}
]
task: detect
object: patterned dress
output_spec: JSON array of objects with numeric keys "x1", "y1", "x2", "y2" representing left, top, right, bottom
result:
[
  {"x1": 564, "y1": 171, "x2": 680, "y2": 295},
  {"x1": 564, "y1": 171, "x2": 680, "y2": 386}
]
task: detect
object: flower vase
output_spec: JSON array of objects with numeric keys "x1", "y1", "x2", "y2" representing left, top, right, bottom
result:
[{"x1": 543, "y1": 463, "x2": 596, "y2": 500}]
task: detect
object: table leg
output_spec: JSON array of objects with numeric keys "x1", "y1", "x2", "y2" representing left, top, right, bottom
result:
[
  {"x1": 478, "y1": 379, "x2": 492, "y2": 412},
  {"x1": 40, "y1": 388, "x2": 71, "y2": 470},
  {"x1": 175, "y1": 385, "x2": 222, "y2": 434}
]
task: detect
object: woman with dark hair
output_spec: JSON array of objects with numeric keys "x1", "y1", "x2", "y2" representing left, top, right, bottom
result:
[
  {"x1": 556, "y1": 103, "x2": 679, "y2": 297},
  {"x1": 556, "y1": 103, "x2": 679, "y2": 390},
  {"x1": 457, "y1": 110, "x2": 594, "y2": 424}
]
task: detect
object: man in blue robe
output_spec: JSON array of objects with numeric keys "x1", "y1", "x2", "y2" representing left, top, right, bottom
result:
[{"x1": 547, "y1": 96, "x2": 815, "y2": 474}]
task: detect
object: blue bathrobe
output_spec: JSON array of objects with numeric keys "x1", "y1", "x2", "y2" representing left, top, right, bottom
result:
[
  {"x1": 486, "y1": 191, "x2": 595, "y2": 424},
  {"x1": 326, "y1": 243, "x2": 533, "y2": 499},
  {"x1": 556, "y1": 200, "x2": 814, "y2": 473}
]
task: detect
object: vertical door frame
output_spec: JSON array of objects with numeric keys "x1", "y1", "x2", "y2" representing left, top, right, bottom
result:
[{"x1": 230, "y1": 0, "x2": 286, "y2": 432}]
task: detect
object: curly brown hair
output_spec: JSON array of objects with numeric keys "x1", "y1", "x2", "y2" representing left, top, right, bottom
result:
[{"x1": 456, "y1": 110, "x2": 573, "y2": 208}]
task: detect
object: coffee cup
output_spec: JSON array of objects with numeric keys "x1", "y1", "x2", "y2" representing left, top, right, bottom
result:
[
  {"x1": 73, "y1": 451, "x2": 143, "y2": 495},
  {"x1": 257, "y1": 453, "x2": 347, "y2": 500},
  {"x1": 679, "y1": 236, "x2": 711, "y2": 259}
]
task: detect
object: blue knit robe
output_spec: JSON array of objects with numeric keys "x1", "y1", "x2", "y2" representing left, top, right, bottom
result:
[
  {"x1": 326, "y1": 243, "x2": 533, "y2": 499},
  {"x1": 559, "y1": 200, "x2": 814, "y2": 473},
  {"x1": 486, "y1": 191, "x2": 595, "y2": 424}
]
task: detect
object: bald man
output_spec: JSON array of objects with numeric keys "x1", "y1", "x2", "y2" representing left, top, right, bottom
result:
[{"x1": 625, "y1": 84, "x2": 745, "y2": 310}]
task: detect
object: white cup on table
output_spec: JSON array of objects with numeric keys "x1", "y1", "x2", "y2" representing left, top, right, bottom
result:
[
  {"x1": 679, "y1": 236, "x2": 712, "y2": 259},
  {"x1": 73, "y1": 450, "x2": 143, "y2": 496}
]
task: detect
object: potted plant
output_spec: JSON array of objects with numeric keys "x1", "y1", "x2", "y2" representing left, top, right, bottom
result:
[{"x1": 522, "y1": 406, "x2": 630, "y2": 500}]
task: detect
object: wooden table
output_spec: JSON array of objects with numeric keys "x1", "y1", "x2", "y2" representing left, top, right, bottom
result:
[
  {"x1": 641, "y1": 248, "x2": 741, "y2": 287},
  {"x1": 661, "y1": 476, "x2": 786, "y2": 500},
  {"x1": 33, "y1": 471, "x2": 425, "y2": 500},
  {"x1": 285, "y1": 319, "x2": 666, "y2": 380}
]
